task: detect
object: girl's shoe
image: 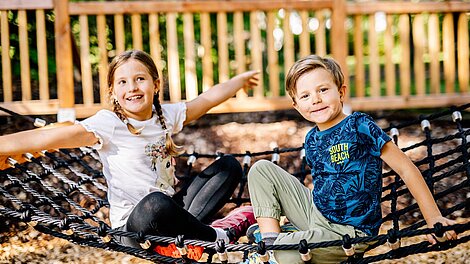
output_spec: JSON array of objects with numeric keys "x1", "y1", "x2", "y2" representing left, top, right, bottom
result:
[{"x1": 211, "y1": 205, "x2": 256, "y2": 243}]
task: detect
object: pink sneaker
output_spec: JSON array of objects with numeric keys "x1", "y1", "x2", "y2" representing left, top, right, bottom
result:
[{"x1": 211, "y1": 206, "x2": 256, "y2": 243}]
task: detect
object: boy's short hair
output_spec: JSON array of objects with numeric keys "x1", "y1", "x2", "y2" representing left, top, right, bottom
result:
[{"x1": 285, "y1": 55, "x2": 344, "y2": 102}]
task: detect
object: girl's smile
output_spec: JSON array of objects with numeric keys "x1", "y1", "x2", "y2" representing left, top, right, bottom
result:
[{"x1": 112, "y1": 59, "x2": 159, "y2": 121}]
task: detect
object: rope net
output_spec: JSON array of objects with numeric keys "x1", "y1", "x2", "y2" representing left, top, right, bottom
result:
[{"x1": 0, "y1": 104, "x2": 469, "y2": 263}]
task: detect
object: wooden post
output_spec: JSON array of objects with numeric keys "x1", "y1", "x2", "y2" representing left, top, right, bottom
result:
[
  {"x1": 54, "y1": 0, "x2": 75, "y2": 121},
  {"x1": 331, "y1": 0, "x2": 349, "y2": 111}
]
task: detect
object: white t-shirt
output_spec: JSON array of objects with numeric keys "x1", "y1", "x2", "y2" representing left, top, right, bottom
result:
[{"x1": 79, "y1": 102, "x2": 186, "y2": 228}]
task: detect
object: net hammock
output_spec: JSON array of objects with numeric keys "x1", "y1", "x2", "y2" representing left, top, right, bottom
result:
[{"x1": 0, "y1": 104, "x2": 469, "y2": 264}]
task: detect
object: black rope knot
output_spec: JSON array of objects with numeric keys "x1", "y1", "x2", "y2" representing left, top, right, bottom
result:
[
  {"x1": 136, "y1": 231, "x2": 151, "y2": 249},
  {"x1": 433, "y1": 222, "x2": 446, "y2": 242},
  {"x1": 342, "y1": 234, "x2": 355, "y2": 256},
  {"x1": 215, "y1": 240, "x2": 228, "y2": 263},
  {"x1": 298, "y1": 239, "x2": 311, "y2": 261},
  {"x1": 59, "y1": 218, "x2": 74, "y2": 235},
  {"x1": 386, "y1": 228, "x2": 401, "y2": 250},
  {"x1": 97, "y1": 222, "x2": 112, "y2": 243},
  {"x1": 19, "y1": 206, "x2": 34, "y2": 223}
]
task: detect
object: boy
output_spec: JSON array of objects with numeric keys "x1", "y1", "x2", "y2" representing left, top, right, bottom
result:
[{"x1": 247, "y1": 55, "x2": 457, "y2": 263}]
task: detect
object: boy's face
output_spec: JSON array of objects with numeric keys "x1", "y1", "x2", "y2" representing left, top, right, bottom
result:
[{"x1": 292, "y1": 68, "x2": 346, "y2": 131}]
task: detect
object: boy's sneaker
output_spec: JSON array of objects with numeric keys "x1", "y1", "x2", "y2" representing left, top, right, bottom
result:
[
  {"x1": 239, "y1": 250, "x2": 277, "y2": 264},
  {"x1": 246, "y1": 223, "x2": 299, "y2": 244},
  {"x1": 211, "y1": 205, "x2": 256, "y2": 243},
  {"x1": 154, "y1": 243, "x2": 204, "y2": 261}
]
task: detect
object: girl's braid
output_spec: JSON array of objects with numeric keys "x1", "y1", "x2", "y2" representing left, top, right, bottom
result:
[
  {"x1": 153, "y1": 92, "x2": 183, "y2": 156},
  {"x1": 112, "y1": 99, "x2": 143, "y2": 135}
]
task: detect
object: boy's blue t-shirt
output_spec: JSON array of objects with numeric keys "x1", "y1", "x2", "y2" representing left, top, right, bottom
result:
[{"x1": 304, "y1": 112, "x2": 391, "y2": 236}]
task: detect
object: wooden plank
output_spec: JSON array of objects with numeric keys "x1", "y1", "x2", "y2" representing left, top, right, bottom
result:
[
  {"x1": 349, "y1": 94, "x2": 470, "y2": 111},
  {"x1": 443, "y1": 13, "x2": 455, "y2": 94},
  {"x1": 79, "y1": 15, "x2": 93, "y2": 106},
  {"x1": 368, "y1": 14, "x2": 380, "y2": 97},
  {"x1": 384, "y1": 14, "x2": 395, "y2": 96},
  {"x1": 200, "y1": 12, "x2": 213, "y2": 92},
  {"x1": 315, "y1": 10, "x2": 326, "y2": 56},
  {"x1": 299, "y1": 10, "x2": 310, "y2": 58},
  {"x1": 412, "y1": 14, "x2": 425, "y2": 95},
  {"x1": 217, "y1": 12, "x2": 229, "y2": 83},
  {"x1": 131, "y1": 14, "x2": 142, "y2": 50},
  {"x1": 36, "y1": 10, "x2": 49, "y2": 100},
  {"x1": 428, "y1": 14, "x2": 440, "y2": 94},
  {"x1": 114, "y1": 14, "x2": 125, "y2": 55},
  {"x1": 266, "y1": 11, "x2": 280, "y2": 97},
  {"x1": 149, "y1": 13, "x2": 163, "y2": 100},
  {"x1": 97, "y1": 14, "x2": 108, "y2": 105},
  {"x1": 1, "y1": 11, "x2": 12, "y2": 102},
  {"x1": 457, "y1": 13, "x2": 469, "y2": 93},
  {"x1": 54, "y1": 0, "x2": 74, "y2": 109},
  {"x1": 347, "y1": 1, "x2": 470, "y2": 15},
  {"x1": 0, "y1": 0, "x2": 54, "y2": 10},
  {"x1": 398, "y1": 14, "x2": 410, "y2": 97},
  {"x1": 353, "y1": 15, "x2": 365, "y2": 98},
  {"x1": 183, "y1": 13, "x2": 198, "y2": 101},
  {"x1": 69, "y1": 1, "x2": 334, "y2": 15},
  {"x1": 166, "y1": 13, "x2": 181, "y2": 102},
  {"x1": 250, "y1": 11, "x2": 264, "y2": 98},
  {"x1": 283, "y1": 10, "x2": 295, "y2": 79},
  {"x1": 233, "y1": 11, "x2": 248, "y2": 98},
  {"x1": 18, "y1": 10, "x2": 31, "y2": 100}
]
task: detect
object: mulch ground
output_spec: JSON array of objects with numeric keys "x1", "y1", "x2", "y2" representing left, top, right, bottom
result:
[{"x1": 1, "y1": 109, "x2": 469, "y2": 263}]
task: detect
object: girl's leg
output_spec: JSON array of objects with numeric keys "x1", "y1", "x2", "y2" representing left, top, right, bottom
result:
[
  {"x1": 119, "y1": 191, "x2": 217, "y2": 248},
  {"x1": 174, "y1": 155, "x2": 242, "y2": 223}
]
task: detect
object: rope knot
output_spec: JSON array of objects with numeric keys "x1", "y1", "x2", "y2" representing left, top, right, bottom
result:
[
  {"x1": 298, "y1": 239, "x2": 311, "y2": 261},
  {"x1": 215, "y1": 240, "x2": 228, "y2": 262},
  {"x1": 386, "y1": 229, "x2": 401, "y2": 250},
  {"x1": 342, "y1": 234, "x2": 355, "y2": 256}
]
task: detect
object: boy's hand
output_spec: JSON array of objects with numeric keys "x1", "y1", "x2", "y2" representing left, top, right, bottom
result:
[{"x1": 426, "y1": 216, "x2": 458, "y2": 244}]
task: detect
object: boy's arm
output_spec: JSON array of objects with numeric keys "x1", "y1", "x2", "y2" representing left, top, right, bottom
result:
[
  {"x1": 380, "y1": 141, "x2": 457, "y2": 244},
  {"x1": 184, "y1": 70, "x2": 259, "y2": 124}
]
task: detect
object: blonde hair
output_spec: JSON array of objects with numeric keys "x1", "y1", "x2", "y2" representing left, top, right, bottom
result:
[
  {"x1": 107, "y1": 50, "x2": 182, "y2": 156},
  {"x1": 285, "y1": 55, "x2": 344, "y2": 103}
]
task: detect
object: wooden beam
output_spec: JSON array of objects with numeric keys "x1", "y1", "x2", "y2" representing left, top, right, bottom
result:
[
  {"x1": 69, "y1": 1, "x2": 333, "y2": 15},
  {"x1": 0, "y1": 0, "x2": 53, "y2": 10}
]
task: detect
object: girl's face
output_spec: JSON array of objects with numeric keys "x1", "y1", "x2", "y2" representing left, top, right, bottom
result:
[
  {"x1": 112, "y1": 59, "x2": 159, "y2": 121},
  {"x1": 293, "y1": 68, "x2": 346, "y2": 131}
]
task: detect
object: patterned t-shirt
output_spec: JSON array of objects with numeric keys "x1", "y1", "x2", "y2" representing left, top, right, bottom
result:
[{"x1": 304, "y1": 112, "x2": 391, "y2": 235}]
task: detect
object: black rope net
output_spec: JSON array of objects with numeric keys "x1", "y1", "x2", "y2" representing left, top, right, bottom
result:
[{"x1": 0, "y1": 104, "x2": 469, "y2": 264}]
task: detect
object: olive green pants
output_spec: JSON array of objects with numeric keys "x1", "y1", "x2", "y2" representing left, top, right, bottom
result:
[{"x1": 248, "y1": 160, "x2": 368, "y2": 264}]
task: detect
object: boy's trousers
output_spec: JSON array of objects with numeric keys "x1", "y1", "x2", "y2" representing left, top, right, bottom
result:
[{"x1": 248, "y1": 160, "x2": 368, "y2": 264}]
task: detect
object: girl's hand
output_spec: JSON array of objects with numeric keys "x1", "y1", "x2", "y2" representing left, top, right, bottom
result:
[
  {"x1": 234, "y1": 70, "x2": 260, "y2": 92},
  {"x1": 426, "y1": 216, "x2": 458, "y2": 244}
]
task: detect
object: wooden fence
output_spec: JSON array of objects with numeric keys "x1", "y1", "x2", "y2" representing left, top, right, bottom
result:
[{"x1": 0, "y1": 0, "x2": 469, "y2": 120}]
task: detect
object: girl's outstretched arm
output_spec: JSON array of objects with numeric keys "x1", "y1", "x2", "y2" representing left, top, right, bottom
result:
[
  {"x1": 380, "y1": 141, "x2": 457, "y2": 244},
  {"x1": 184, "y1": 70, "x2": 259, "y2": 124},
  {"x1": 0, "y1": 123, "x2": 98, "y2": 156}
]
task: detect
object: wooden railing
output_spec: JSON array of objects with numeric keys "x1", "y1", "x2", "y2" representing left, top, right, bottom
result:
[{"x1": 0, "y1": 0, "x2": 469, "y2": 120}]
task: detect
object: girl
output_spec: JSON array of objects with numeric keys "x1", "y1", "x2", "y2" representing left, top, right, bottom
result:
[{"x1": 0, "y1": 50, "x2": 258, "y2": 259}]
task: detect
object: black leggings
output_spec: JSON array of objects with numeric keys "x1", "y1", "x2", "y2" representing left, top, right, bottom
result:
[{"x1": 116, "y1": 155, "x2": 242, "y2": 247}]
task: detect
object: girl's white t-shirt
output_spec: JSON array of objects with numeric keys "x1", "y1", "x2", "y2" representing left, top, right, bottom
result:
[{"x1": 79, "y1": 102, "x2": 186, "y2": 228}]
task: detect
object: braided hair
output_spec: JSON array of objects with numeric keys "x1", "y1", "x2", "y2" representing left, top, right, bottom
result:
[{"x1": 107, "y1": 50, "x2": 182, "y2": 155}]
